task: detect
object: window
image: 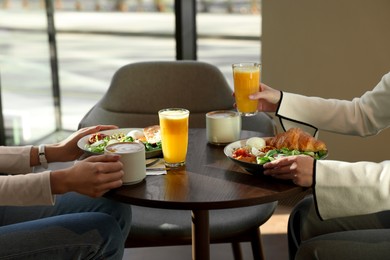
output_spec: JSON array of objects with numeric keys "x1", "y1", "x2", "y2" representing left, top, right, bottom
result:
[{"x1": 0, "y1": 0, "x2": 261, "y2": 144}]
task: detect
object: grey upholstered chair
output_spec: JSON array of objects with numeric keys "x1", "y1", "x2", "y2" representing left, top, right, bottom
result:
[{"x1": 78, "y1": 61, "x2": 278, "y2": 259}]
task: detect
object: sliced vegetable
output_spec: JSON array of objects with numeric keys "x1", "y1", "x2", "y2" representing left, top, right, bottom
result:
[
  {"x1": 255, "y1": 148, "x2": 326, "y2": 165},
  {"x1": 84, "y1": 132, "x2": 160, "y2": 153}
]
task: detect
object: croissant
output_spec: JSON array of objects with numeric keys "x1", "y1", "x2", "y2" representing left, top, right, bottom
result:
[{"x1": 266, "y1": 128, "x2": 327, "y2": 152}]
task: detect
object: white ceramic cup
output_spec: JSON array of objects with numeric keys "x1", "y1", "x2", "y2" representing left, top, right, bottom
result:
[
  {"x1": 206, "y1": 110, "x2": 241, "y2": 145},
  {"x1": 105, "y1": 142, "x2": 146, "y2": 185}
]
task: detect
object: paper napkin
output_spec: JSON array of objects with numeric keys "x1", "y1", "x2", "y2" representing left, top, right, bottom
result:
[{"x1": 146, "y1": 158, "x2": 167, "y2": 175}]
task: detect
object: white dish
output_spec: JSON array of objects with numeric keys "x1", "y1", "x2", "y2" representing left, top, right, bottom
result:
[
  {"x1": 77, "y1": 128, "x2": 162, "y2": 159},
  {"x1": 224, "y1": 139, "x2": 266, "y2": 175},
  {"x1": 224, "y1": 138, "x2": 328, "y2": 175}
]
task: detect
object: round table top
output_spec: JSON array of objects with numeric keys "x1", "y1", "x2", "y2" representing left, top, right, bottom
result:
[{"x1": 106, "y1": 128, "x2": 305, "y2": 210}]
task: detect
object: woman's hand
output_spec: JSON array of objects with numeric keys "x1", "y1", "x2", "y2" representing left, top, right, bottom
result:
[
  {"x1": 248, "y1": 83, "x2": 282, "y2": 112},
  {"x1": 46, "y1": 125, "x2": 118, "y2": 162},
  {"x1": 50, "y1": 154, "x2": 124, "y2": 197},
  {"x1": 263, "y1": 155, "x2": 315, "y2": 187}
]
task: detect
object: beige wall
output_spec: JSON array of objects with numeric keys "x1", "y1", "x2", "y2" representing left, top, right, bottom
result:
[{"x1": 261, "y1": 0, "x2": 390, "y2": 162}]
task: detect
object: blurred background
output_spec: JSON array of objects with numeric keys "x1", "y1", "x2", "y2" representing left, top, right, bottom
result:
[
  {"x1": 2, "y1": 0, "x2": 390, "y2": 163},
  {"x1": 0, "y1": 0, "x2": 261, "y2": 145}
]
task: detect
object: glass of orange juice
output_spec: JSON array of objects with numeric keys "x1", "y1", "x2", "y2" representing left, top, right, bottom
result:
[
  {"x1": 158, "y1": 108, "x2": 190, "y2": 167},
  {"x1": 232, "y1": 62, "x2": 261, "y2": 116}
]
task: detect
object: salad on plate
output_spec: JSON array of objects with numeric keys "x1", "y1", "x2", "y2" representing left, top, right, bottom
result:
[
  {"x1": 230, "y1": 128, "x2": 328, "y2": 166},
  {"x1": 231, "y1": 137, "x2": 327, "y2": 166},
  {"x1": 79, "y1": 125, "x2": 162, "y2": 155}
]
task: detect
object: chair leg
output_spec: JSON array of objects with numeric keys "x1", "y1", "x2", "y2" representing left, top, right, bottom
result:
[
  {"x1": 250, "y1": 228, "x2": 265, "y2": 260},
  {"x1": 231, "y1": 242, "x2": 243, "y2": 260}
]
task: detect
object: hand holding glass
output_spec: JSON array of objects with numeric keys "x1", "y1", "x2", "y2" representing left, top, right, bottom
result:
[{"x1": 232, "y1": 62, "x2": 261, "y2": 116}]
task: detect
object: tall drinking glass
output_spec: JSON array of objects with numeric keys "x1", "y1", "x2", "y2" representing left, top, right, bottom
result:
[
  {"x1": 158, "y1": 108, "x2": 190, "y2": 167},
  {"x1": 232, "y1": 62, "x2": 261, "y2": 116}
]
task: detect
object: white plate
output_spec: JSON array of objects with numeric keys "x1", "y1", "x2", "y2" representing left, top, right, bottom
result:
[
  {"x1": 77, "y1": 128, "x2": 162, "y2": 159},
  {"x1": 224, "y1": 138, "x2": 266, "y2": 175},
  {"x1": 224, "y1": 138, "x2": 328, "y2": 175}
]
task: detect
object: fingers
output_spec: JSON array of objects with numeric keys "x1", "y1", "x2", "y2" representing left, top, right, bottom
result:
[
  {"x1": 94, "y1": 125, "x2": 118, "y2": 131},
  {"x1": 263, "y1": 156, "x2": 298, "y2": 179},
  {"x1": 263, "y1": 156, "x2": 314, "y2": 187},
  {"x1": 84, "y1": 154, "x2": 121, "y2": 163},
  {"x1": 60, "y1": 125, "x2": 119, "y2": 146},
  {"x1": 82, "y1": 160, "x2": 124, "y2": 197},
  {"x1": 98, "y1": 171, "x2": 124, "y2": 187},
  {"x1": 264, "y1": 156, "x2": 296, "y2": 170},
  {"x1": 249, "y1": 89, "x2": 273, "y2": 101},
  {"x1": 81, "y1": 155, "x2": 124, "y2": 177},
  {"x1": 89, "y1": 178, "x2": 124, "y2": 197},
  {"x1": 78, "y1": 125, "x2": 118, "y2": 136},
  {"x1": 249, "y1": 91, "x2": 263, "y2": 100},
  {"x1": 94, "y1": 166, "x2": 125, "y2": 196},
  {"x1": 88, "y1": 155, "x2": 124, "y2": 176},
  {"x1": 260, "y1": 83, "x2": 272, "y2": 91}
]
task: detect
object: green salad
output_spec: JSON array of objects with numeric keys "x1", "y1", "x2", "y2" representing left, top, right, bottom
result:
[
  {"x1": 85, "y1": 132, "x2": 162, "y2": 154},
  {"x1": 256, "y1": 148, "x2": 328, "y2": 165}
]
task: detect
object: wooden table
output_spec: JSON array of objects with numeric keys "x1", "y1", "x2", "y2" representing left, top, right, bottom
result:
[{"x1": 106, "y1": 128, "x2": 304, "y2": 260}]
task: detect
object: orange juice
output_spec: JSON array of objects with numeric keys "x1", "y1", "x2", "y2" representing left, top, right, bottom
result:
[
  {"x1": 158, "y1": 108, "x2": 190, "y2": 167},
  {"x1": 232, "y1": 63, "x2": 261, "y2": 116}
]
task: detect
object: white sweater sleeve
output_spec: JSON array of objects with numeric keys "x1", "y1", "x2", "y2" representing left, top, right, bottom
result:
[
  {"x1": 0, "y1": 171, "x2": 55, "y2": 206},
  {"x1": 277, "y1": 72, "x2": 390, "y2": 137},
  {"x1": 0, "y1": 146, "x2": 33, "y2": 174},
  {"x1": 314, "y1": 160, "x2": 390, "y2": 220},
  {"x1": 275, "y1": 72, "x2": 390, "y2": 219},
  {"x1": 0, "y1": 146, "x2": 55, "y2": 206}
]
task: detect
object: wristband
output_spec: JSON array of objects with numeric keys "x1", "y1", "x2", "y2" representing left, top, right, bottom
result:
[{"x1": 38, "y1": 144, "x2": 48, "y2": 169}]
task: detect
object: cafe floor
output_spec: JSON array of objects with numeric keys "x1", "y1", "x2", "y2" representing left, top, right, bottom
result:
[{"x1": 122, "y1": 204, "x2": 293, "y2": 260}]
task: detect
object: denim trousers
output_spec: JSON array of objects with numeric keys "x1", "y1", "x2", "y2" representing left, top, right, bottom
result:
[{"x1": 0, "y1": 192, "x2": 132, "y2": 260}]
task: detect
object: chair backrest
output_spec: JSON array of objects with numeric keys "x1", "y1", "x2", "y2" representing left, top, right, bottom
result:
[{"x1": 78, "y1": 61, "x2": 276, "y2": 136}]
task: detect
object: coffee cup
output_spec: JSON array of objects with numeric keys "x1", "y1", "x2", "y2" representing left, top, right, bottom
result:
[
  {"x1": 206, "y1": 110, "x2": 241, "y2": 145},
  {"x1": 105, "y1": 142, "x2": 146, "y2": 185}
]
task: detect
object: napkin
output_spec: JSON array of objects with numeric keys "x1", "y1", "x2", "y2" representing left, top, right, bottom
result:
[{"x1": 146, "y1": 158, "x2": 167, "y2": 175}]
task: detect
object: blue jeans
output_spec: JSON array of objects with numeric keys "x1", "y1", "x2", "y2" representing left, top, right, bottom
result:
[{"x1": 0, "y1": 192, "x2": 132, "y2": 259}]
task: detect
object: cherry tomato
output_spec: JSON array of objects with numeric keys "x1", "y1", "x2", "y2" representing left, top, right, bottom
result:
[{"x1": 232, "y1": 148, "x2": 251, "y2": 158}]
